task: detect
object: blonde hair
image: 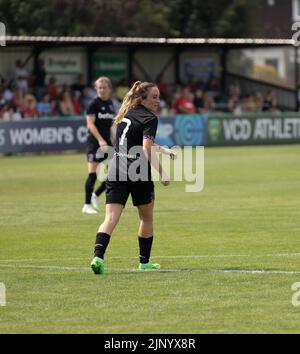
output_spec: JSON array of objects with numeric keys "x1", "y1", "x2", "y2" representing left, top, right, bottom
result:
[
  {"x1": 114, "y1": 81, "x2": 157, "y2": 125},
  {"x1": 94, "y1": 76, "x2": 112, "y2": 89}
]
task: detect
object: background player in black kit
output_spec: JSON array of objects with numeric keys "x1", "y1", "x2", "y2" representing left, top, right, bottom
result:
[
  {"x1": 90, "y1": 81, "x2": 177, "y2": 274},
  {"x1": 82, "y1": 77, "x2": 115, "y2": 214}
]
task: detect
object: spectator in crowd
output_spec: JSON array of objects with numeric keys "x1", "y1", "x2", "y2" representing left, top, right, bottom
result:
[
  {"x1": 228, "y1": 91, "x2": 242, "y2": 115},
  {"x1": 254, "y1": 92, "x2": 264, "y2": 112},
  {"x1": 48, "y1": 77, "x2": 58, "y2": 100},
  {"x1": 193, "y1": 89, "x2": 205, "y2": 114},
  {"x1": 173, "y1": 86, "x2": 196, "y2": 114},
  {"x1": 59, "y1": 91, "x2": 75, "y2": 116},
  {"x1": 187, "y1": 77, "x2": 199, "y2": 93},
  {"x1": 32, "y1": 59, "x2": 46, "y2": 101},
  {"x1": 206, "y1": 78, "x2": 222, "y2": 100},
  {"x1": 80, "y1": 86, "x2": 93, "y2": 112},
  {"x1": 71, "y1": 74, "x2": 86, "y2": 95},
  {"x1": 203, "y1": 92, "x2": 216, "y2": 113},
  {"x1": 15, "y1": 59, "x2": 30, "y2": 101},
  {"x1": 37, "y1": 93, "x2": 53, "y2": 117},
  {"x1": 263, "y1": 89, "x2": 277, "y2": 112},
  {"x1": 72, "y1": 92, "x2": 82, "y2": 115},
  {"x1": 21, "y1": 94, "x2": 39, "y2": 119},
  {"x1": 242, "y1": 94, "x2": 257, "y2": 113}
]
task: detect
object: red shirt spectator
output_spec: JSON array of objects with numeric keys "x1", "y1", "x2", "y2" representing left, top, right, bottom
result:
[{"x1": 173, "y1": 87, "x2": 195, "y2": 114}]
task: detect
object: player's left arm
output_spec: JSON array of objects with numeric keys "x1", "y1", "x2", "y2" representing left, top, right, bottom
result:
[{"x1": 153, "y1": 144, "x2": 177, "y2": 160}]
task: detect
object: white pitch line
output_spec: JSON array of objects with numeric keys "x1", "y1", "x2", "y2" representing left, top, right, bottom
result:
[
  {"x1": 0, "y1": 263, "x2": 300, "y2": 275},
  {"x1": 1, "y1": 252, "x2": 300, "y2": 263},
  {"x1": 0, "y1": 264, "x2": 88, "y2": 271}
]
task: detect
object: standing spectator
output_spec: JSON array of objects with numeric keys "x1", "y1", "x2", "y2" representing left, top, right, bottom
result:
[
  {"x1": 48, "y1": 77, "x2": 58, "y2": 101},
  {"x1": 32, "y1": 59, "x2": 46, "y2": 101},
  {"x1": 71, "y1": 74, "x2": 86, "y2": 95},
  {"x1": 193, "y1": 89, "x2": 205, "y2": 113},
  {"x1": 15, "y1": 59, "x2": 30, "y2": 103}
]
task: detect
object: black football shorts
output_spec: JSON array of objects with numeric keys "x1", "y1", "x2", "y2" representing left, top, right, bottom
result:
[
  {"x1": 86, "y1": 142, "x2": 112, "y2": 164},
  {"x1": 105, "y1": 180, "x2": 155, "y2": 207}
]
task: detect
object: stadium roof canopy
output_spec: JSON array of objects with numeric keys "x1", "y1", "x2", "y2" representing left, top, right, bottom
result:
[{"x1": 3, "y1": 35, "x2": 295, "y2": 47}]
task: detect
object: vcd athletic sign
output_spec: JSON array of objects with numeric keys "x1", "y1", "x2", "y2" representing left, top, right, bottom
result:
[
  {"x1": 0, "y1": 120, "x2": 88, "y2": 154},
  {"x1": 207, "y1": 115, "x2": 300, "y2": 146}
]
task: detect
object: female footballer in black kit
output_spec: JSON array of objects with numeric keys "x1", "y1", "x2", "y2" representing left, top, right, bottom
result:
[
  {"x1": 82, "y1": 77, "x2": 115, "y2": 214},
  {"x1": 90, "y1": 81, "x2": 176, "y2": 274}
]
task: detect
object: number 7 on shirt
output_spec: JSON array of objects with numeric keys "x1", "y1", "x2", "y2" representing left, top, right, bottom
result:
[{"x1": 120, "y1": 118, "x2": 132, "y2": 145}]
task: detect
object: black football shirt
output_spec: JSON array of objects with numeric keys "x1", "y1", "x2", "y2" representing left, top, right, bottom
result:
[
  {"x1": 109, "y1": 104, "x2": 158, "y2": 181},
  {"x1": 86, "y1": 97, "x2": 115, "y2": 145}
]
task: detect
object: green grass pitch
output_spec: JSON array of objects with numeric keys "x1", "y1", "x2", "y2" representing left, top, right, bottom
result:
[{"x1": 0, "y1": 145, "x2": 300, "y2": 333}]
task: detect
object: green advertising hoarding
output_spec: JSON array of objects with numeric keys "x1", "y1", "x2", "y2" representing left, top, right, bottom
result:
[
  {"x1": 207, "y1": 114, "x2": 300, "y2": 146},
  {"x1": 93, "y1": 54, "x2": 127, "y2": 82}
]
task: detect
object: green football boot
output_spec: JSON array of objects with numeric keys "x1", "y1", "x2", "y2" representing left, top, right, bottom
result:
[
  {"x1": 91, "y1": 256, "x2": 105, "y2": 274},
  {"x1": 138, "y1": 262, "x2": 161, "y2": 271}
]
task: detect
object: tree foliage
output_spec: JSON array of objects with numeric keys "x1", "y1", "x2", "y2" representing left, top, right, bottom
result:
[{"x1": 0, "y1": 0, "x2": 259, "y2": 37}]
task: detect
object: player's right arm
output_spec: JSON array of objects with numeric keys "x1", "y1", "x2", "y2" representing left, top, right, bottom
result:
[{"x1": 86, "y1": 114, "x2": 107, "y2": 147}]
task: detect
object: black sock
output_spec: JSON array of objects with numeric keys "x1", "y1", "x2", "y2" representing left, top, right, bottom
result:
[
  {"x1": 138, "y1": 236, "x2": 153, "y2": 264},
  {"x1": 94, "y1": 180, "x2": 106, "y2": 197},
  {"x1": 94, "y1": 232, "x2": 111, "y2": 260},
  {"x1": 85, "y1": 172, "x2": 97, "y2": 204}
]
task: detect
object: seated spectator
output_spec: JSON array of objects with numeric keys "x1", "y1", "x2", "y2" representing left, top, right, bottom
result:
[
  {"x1": 11, "y1": 104, "x2": 23, "y2": 121},
  {"x1": 254, "y1": 92, "x2": 264, "y2": 112},
  {"x1": 72, "y1": 92, "x2": 82, "y2": 115},
  {"x1": 21, "y1": 94, "x2": 39, "y2": 119},
  {"x1": 37, "y1": 94, "x2": 52, "y2": 117},
  {"x1": 242, "y1": 94, "x2": 257, "y2": 113},
  {"x1": 228, "y1": 93, "x2": 242, "y2": 114},
  {"x1": 203, "y1": 92, "x2": 216, "y2": 113},
  {"x1": 173, "y1": 87, "x2": 196, "y2": 114},
  {"x1": 59, "y1": 91, "x2": 75, "y2": 116},
  {"x1": 80, "y1": 86, "x2": 93, "y2": 112},
  {"x1": 263, "y1": 89, "x2": 277, "y2": 112}
]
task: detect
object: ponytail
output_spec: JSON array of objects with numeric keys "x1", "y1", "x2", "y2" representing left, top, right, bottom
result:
[{"x1": 114, "y1": 81, "x2": 157, "y2": 125}]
